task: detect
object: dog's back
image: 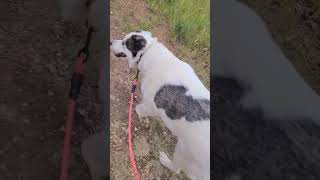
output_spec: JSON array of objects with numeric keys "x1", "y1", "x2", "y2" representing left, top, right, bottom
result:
[
  {"x1": 143, "y1": 41, "x2": 210, "y2": 179},
  {"x1": 213, "y1": 0, "x2": 320, "y2": 122}
]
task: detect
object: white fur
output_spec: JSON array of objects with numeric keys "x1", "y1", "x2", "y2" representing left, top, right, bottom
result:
[
  {"x1": 111, "y1": 31, "x2": 210, "y2": 180},
  {"x1": 213, "y1": 0, "x2": 320, "y2": 122}
]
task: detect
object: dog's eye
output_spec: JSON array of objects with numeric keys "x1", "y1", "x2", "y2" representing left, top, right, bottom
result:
[{"x1": 122, "y1": 41, "x2": 125, "y2": 46}]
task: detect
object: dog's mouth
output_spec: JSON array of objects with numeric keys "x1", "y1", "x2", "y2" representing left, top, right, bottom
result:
[{"x1": 115, "y1": 52, "x2": 127, "y2": 57}]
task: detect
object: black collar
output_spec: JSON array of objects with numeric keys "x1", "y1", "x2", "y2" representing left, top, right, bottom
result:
[
  {"x1": 136, "y1": 42, "x2": 153, "y2": 66},
  {"x1": 136, "y1": 53, "x2": 143, "y2": 66},
  {"x1": 134, "y1": 42, "x2": 153, "y2": 79},
  {"x1": 134, "y1": 54, "x2": 143, "y2": 80}
]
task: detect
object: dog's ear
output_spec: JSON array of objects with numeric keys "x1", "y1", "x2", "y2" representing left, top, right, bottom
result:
[{"x1": 125, "y1": 35, "x2": 147, "y2": 57}]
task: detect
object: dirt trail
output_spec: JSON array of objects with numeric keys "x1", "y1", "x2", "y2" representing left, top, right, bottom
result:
[
  {"x1": 110, "y1": 0, "x2": 207, "y2": 179},
  {"x1": 1, "y1": 0, "x2": 99, "y2": 179}
]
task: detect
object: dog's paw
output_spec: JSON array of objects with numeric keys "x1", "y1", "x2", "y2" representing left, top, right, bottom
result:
[
  {"x1": 159, "y1": 151, "x2": 172, "y2": 168},
  {"x1": 135, "y1": 104, "x2": 146, "y2": 119}
]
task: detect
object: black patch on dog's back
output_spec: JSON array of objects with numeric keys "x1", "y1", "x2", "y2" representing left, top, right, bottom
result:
[
  {"x1": 154, "y1": 85, "x2": 210, "y2": 122},
  {"x1": 212, "y1": 74, "x2": 320, "y2": 180},
  {"x1": 125, "y1": 35, "x2": 146, "y2": 57}
]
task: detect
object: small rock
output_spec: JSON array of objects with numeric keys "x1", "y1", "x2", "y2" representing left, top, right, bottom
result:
[
  {"x1": 110, "y1": 94, "x2": 115, "y2": 101},
  {"x1": 50, "y1": 107, "x2": 56, "y2": 112},
  {"x1": 58, "y1": 69, "x2": 64, "y2": 76},
  {"x1": 134, "y1": 127, "x2": 138, "y2": 131},
  {"x1": 39, "y1": 136, "x2": 45, "y2": 141},
  {"x1": 145, "y1": 118, "x2": 150, "y2": 127},
  {"x1": 21, "y1": 102, "x2": 29, "y2": 107},
  {"x1": 33, "y1": 57, "x2": 40, "y2": 63},
  {"x1": 19, "y1": 153, "x2": 27, "y2": 159},
  {"x1": 12, "y1": 137, "x2": 20, "y2": 143},
  {"x1": 59, "y1": 125, "x2": 65, "y2": 132},
  {"x1": 0, "y1": 164, "x2": 8, "y2": 171},
  {"x1": 78, "y1": 109, "x2": 86, "y2": 116},
  {"x1": 23, "y1": 119, "x2": 30, "y2": 124},
  {"x1": 48, "y1": 90, "x2": 55, "y2": 96},
  {"x1": 46, "y1": 64, "x2": 56, "y2": 73}
]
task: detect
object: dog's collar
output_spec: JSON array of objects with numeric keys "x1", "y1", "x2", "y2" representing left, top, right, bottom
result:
[
  {"x1": 136, "y1": 54, "x2": 143, "y2": 66},
  {"x1": 136, "y1": 40, "x2": 154, "y2": 66}
]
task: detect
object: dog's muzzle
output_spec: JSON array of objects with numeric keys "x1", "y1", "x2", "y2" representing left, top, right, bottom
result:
[{"x1": 115, "y1": 52, "x2": 127, "y2": 57}]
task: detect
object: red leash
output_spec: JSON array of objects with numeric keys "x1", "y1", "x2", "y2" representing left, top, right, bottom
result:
[
  {"x1": 128, "y1": 72, "x2": 140, "y2": 180},
  {"x1": 59, "y1": 27, "x2": 93, "y2": 180}
]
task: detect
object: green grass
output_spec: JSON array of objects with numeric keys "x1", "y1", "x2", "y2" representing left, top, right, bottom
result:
[
  {"x1": 146, "y1": 0, "x2": 210, "y2": 54},
  {"x1": 124, "y1": 16, "x2": 160, "y2": 33},
  {"x1": 121, "y1": 0, "x2": 210, "y2": 87}
]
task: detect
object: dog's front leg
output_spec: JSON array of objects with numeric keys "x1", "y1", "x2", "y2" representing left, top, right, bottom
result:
[
  {"x1": 159, "y1": 140, "x2": 182, "y2": 174},
  {"x1": 135, "y1": 103, "x2": 153, "y2": 120}
]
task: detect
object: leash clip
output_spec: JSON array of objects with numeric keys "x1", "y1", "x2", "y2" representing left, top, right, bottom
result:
[
  {"x1": 77, "y1": 27, "x2": 94, "y2": 62},
  {"x1": 133, "y1": 70, "x2": 140, "y2": 81},
  {"x1": 131, "y1": 70, "x2": 140, "y2": 93}
]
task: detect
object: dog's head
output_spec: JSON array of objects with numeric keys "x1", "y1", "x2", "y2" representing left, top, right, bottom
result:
[{"x1": 110, "y1": 30, "x2": 155, "y2": 69}]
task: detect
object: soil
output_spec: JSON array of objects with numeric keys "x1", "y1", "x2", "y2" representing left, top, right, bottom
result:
[{"x1": 1, "y1": 0, "x2": 100, "y2": 179}]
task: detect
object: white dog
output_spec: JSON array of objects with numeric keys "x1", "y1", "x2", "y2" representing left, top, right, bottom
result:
[{"x1": 111, "y1": 31, "x2": 210, "y2": 180}]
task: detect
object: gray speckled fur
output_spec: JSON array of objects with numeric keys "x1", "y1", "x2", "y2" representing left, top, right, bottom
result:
[{"x1": 154, "y1": 84, "x2": 210, "y2": 122}]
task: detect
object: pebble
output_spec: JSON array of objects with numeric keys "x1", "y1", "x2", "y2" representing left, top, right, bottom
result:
[
  {"x1": 33, "y1": 57, "x2": 40, "y2": 63},
  {"x1": 48, "y1": 90, "x2": 55, "y2": 96},
  {"x1": 23, "y1": 119, "x2": 30, "y2": 124},
  {"x1": 19, "y1": 153, "x2": 27, "y2": 159},
  {"x1": 79, "y1": 109, "x2": 86, "y2": 116},
  {"x1": 145, "y1": 118, "x2": 150, "y2": 128},
  {"x1": 50, "y1": 107, "x2": 56, "y2": 112},
  {"x1": 47, "y1": 64, "x2": 56, "y2": 73},
  {"x1": 0, "y1": 164, "x2": 8, "y2": 171},
  {"x1": 59, "y1": 125, "x2": 65, "y2": 132},
  {"x1": 58, "y1": 69, "x2": 64, "y2": 76},
  {"x1": 12, "y1": 137, "x2": 20, "y2": 143},
  {"x1": 110, "y1": 94, "x2": 115, "y2": 101},
  {"x1": 21, "y1": 102, "x2": 29, "y2": 107}
]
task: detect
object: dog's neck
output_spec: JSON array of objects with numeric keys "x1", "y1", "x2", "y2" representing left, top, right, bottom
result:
[{"x1": 136, "y1": 38, "x2": 156, "y2": 69}]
